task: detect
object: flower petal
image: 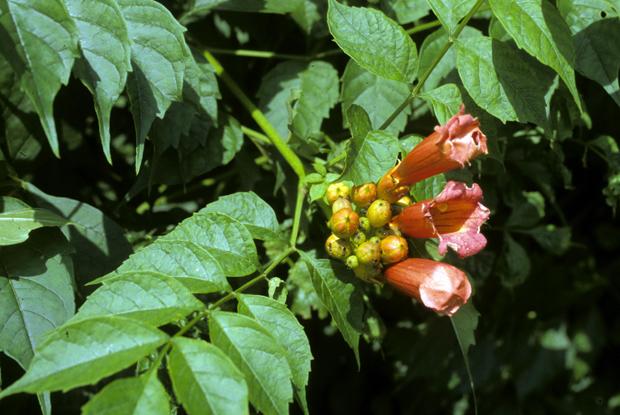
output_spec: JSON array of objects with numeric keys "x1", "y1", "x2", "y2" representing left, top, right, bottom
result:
[{"x1": 384, "y1": 258, "x2": 472, "y2": 316}]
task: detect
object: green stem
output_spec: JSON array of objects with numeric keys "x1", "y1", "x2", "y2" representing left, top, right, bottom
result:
[
  {"x1": 241, "y1": 126, "x2": 271, "y2": 146},
  {"x1": 290, "y1": 182, "x2": 306, "y2": 246},
  {"x1": 205, "y1": 47, "x2": 340, "y2": 61},
  {"x1": 209, "y1": 247, "x2": 295, "y2": 310},
  {"x1": 204, "y1": 51, "x2": 306, "y2": 180},
  {"x1": 379, "y1": 0, "x2": 485, "y2": 131},
  {"x1": 405, "y1": 20, "x2": 441, "y2": 35}
]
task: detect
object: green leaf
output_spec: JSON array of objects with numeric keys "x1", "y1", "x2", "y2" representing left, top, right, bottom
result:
[
  {"x1": 327, "y1": 0, "x2": 418, "y2": 82},
  {"x1": 257, "y1": 60, "x2": 338, "y2": 145},
  {"x1": 257, "y1": 61, "x2": 306, "y2": 140},
  {"x1": 426, "y1": 0, "x2": 477, "y2": 34},
  {"x1": 202, "y1": 192, "x2": 280, "y2": 240},
  {"x1": 291, "y1": 61, "x2": 339, "y2": 142},
  {"x1": 209, "y1": 311, "x2": 293, "y2": 415},
  {"x1": 341, "y1": 60, "x2": 411, "y2": 135},
  {"x1": 65, "y1": 0, "x2": 131, "y2": 163},
  {"x1": 455, "y1": 34, "x2": 516, "y2": 123},
  {"x1": 0, "y1": 0, "x2": 79, "y2": 157},
  {"x1": 573, "y1": 18, "x2": 620, "y2": 107},
  {"x1": 299, "y1": 252, "x2": 364, "y2": 363},
  {"x1": 72, "y1": 273, "x2": 203, "y2": 326},
  {"x1": 203, "y1": 112, "x2": 243, "y2": 172},
  {"x1": 0, "y1": 60, "x2": 43, "y2": 162},
  {"x1": 489, "y1": 0, "x2": 582, "y2": 112},
  {"x1": 419, "y1": 83, "x2": 462, "y2": 125},
  {"x1": 0, "y1": 229, "x2": 75, "y2": 369},
  {"x1": 0, "y1": 196, "x2": 68, "y2": 246},
  {"x1": 417, "y1": 26, "x2": 479, "y2": 92},
  {"x1": 238, "y1": 294, "x2": 313, "y2": 414},
  {"x1": 456, "y1": 33, "x2": 558, "y2": 126},
  {"x1": 168, "y1": 337, "x2": 249, "y2": 415},
  {"x1": 290, "y1": 0, "x2": 327, "y2": 36},
  {"x1": 382, "y1": 0, "x2": 431, "y2": 24},
  {"x1": 118, "y1": 0, "x2": 189, "y2": 171},
  {"x1": 411, "y1": 173, "x2": 446, "y2": 201},
  {"x1": 205, "y1": 0, "x2": 304, "y2": 14},
  {"x1": 161, "y1": 212, "x2": 259, "y2": 277},
  {"x1": 526, "y1": 225, "x2": 571, "y2": 256},
  {"x1": 346, "y1": 105, "x2": 372, "y2": 142},
  {"x1": 506, "y1": 191, "x2": 545, "y2": 228},
  {"x1": 0, "y1": 316, "x2": 168, "y2": 396},
  {"x1": 105, "y1": 240, "x2": 230, "y2": 294},
  {"x1": 288, "y1": 256, "x2": 329, "y2": 320},
  {"x1": 183, "y1": 53, "x2": 219, "y2": 122},
  {"x1": 450, "y1": 302, "x2": 480, "y2": 415},
  {"x1": 342, "y1": 130, "x2": 400, "y2": 185},
  {"x1": 557, "y1": 0, "x2": 618, "y2": 32},
  {"x1": 499, "y1": 233, "x2": 531, "y2": 287},
  {"x1": 22, "y1": 181, "x2": 133, "y2": 281},
  {"x1": 81, "y1": 373, "x2": 170, "y2": 415}
]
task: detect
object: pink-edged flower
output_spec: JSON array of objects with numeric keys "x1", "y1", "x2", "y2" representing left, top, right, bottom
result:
[
  {"x1": 384, "y1": 258, "x2": 472, "y2": 316},
  {"x1": 392, "y1": 181, "x2": 490, "y2": 258},
  {"x1": 377, "y1": 106, "x2": 488, "y2": 202}
]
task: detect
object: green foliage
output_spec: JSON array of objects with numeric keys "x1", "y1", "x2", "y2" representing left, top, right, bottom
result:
[{"x1": 1, "y1": 0, "x2": 619, "y2": 414}]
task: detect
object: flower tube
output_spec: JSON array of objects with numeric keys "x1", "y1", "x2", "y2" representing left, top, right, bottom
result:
[
  {"x1": 392, "y1": 181, "x2": 490, "y2": 258},
  {"x1": 384, "y1": 258, "x2": 472, "y2": 316},
  {"x1": 377, "y1": 106, "x2": 488, "y2": 202}
]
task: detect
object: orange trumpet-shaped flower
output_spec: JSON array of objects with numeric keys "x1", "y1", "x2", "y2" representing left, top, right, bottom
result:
[
  {"x1": 384, "y1": 258, "x2": 472, "y2": 316},
  {"x1": 392, "y1": 181, "x2": 490, "y2": 258},
  {"x1": 377, "y1": 106, "x2": 488, "y2": 202}
]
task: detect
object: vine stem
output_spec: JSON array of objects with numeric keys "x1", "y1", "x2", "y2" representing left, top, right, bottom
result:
[
  {"x1": 146, "y1": 247, "x2": 295, "y2": 375},
  {"x1": 205, "y1": 47, "x2": 340, "y2": 61},
  {"x1": 379, "y1": 0, "x2": 485, "y2": 131},
  {"x1": 406, "y1": 19, "x2": 441, "y2": 35},
  {"x1": 203, "y1": 51, "x2": 306, "y2": 180}
]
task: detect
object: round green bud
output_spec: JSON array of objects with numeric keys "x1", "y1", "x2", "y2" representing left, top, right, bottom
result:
[
  {"x1": 368, "y1": 236, "x2": 381, "y2": 245},
  {"x1": 325, "y1": 234, "x2": 352, "y2": 260},
  {"x1": 367, "y1": 199, "x2": 392, "y2": 228},
  {"x1": 352, "y1": 183, "x2": 377, "y2": 208},
  {"x1": 330, "y1": 208, "x2": 359, "y2": 239},
  {"x1": 350, "y1": 231, "x2": 367, "y2": 247},
  {"x1": 355, "y1": 240, "x2": 381, "y2": 265},
  {"x1": 380, "y1": 235, "x2": 408, "y2": 264},
  {"x1": 346, "y1": 255, "x2": 359, "y2": 269},
  {"x1": 359, "y1": 216, "x2": 371, "y2": 232}
]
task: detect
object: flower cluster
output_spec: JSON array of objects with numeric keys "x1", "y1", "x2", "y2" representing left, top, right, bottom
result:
[{"x1": 324, "y1": 106, "x2": 489, "y2": 316}]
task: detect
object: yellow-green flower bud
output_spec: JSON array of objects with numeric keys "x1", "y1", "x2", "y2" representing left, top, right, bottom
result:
[
  {"x1": 326, "y1": 182, "x2": 351, "y2": 205},
  {"x1": 332, "y1": 197, "x2": 352, "y2": 213},
  {"x1": 355, "y1": 240, "x2": 381, "y2": 265},
  {"x1": 352, "y1": 183, "x2": 377, "y2": 208},
  {"x1": 380, "y1": 235, "x2": 408, "y2": 264},
  {"x1": 330, "y1": 208, "x2": 359, "y2": 239},
  {"x1": 325, "y1": 234, "x2": 352, "y2": 260},
  {"x1": 367, "y1": 199, "x2": 392, "y2": 228}
]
